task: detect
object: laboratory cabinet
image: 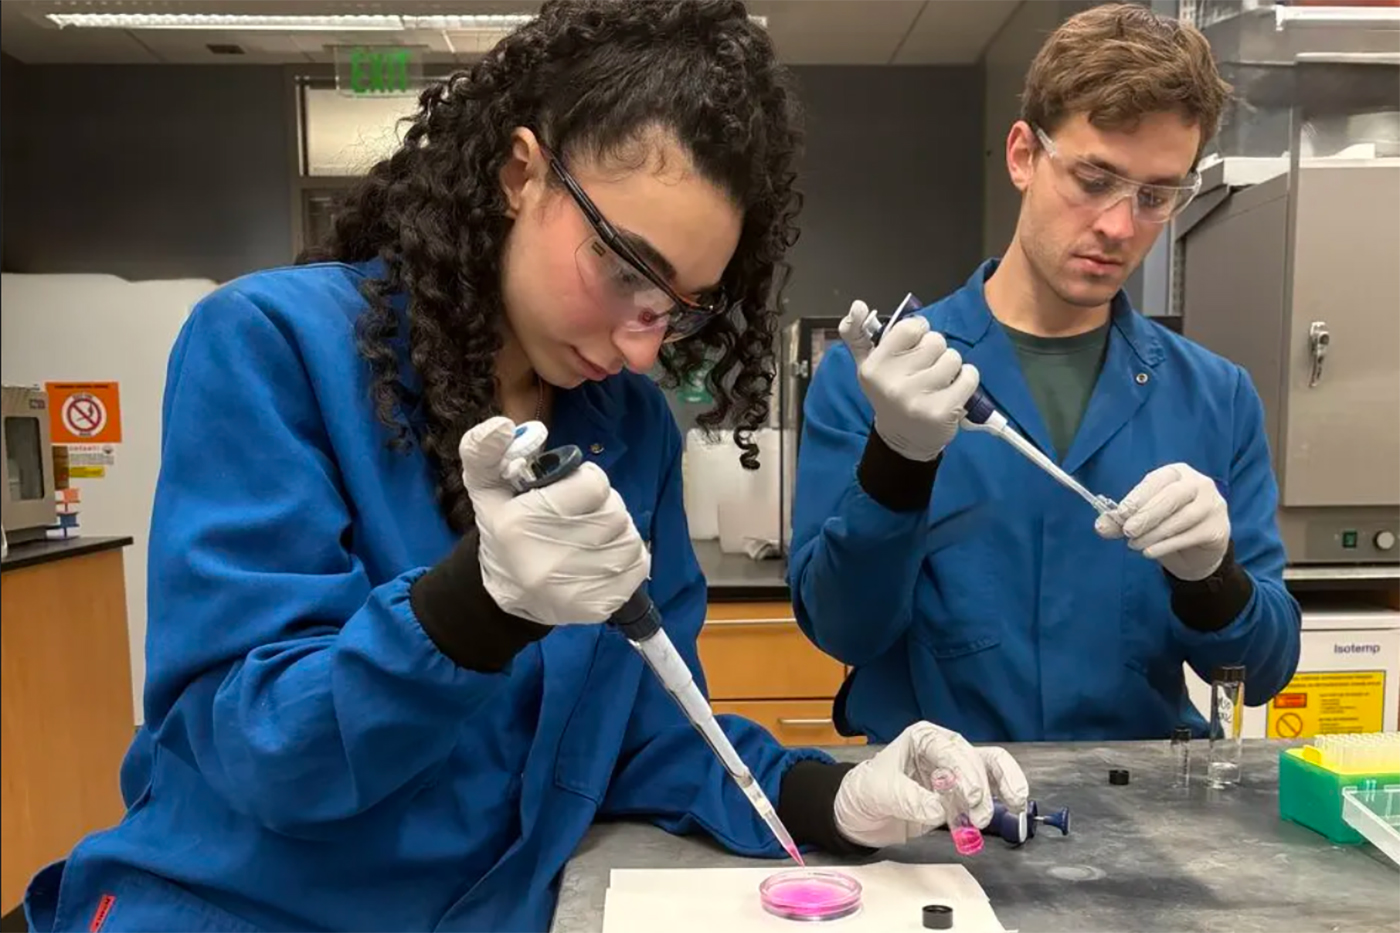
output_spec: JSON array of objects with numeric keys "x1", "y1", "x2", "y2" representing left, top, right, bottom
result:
[{"x1": 699, "y1": 601, "x2": 863, "y2": 747}]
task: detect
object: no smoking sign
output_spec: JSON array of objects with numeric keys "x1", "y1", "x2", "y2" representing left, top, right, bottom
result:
[
  {"x1": 62, "y1": 393, "x2": 107, "y2": 438},
  {"x1": 46, "y1": 381, "x2": 123, "y2": 445}
]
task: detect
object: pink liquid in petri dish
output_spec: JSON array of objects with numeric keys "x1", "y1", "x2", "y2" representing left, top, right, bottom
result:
[
  {"x1": 759, "y1": 869, "x2": 862, "y2": 921},
  {"x1": 951, "y1": 825, "x2": 984, "y2": 856}
]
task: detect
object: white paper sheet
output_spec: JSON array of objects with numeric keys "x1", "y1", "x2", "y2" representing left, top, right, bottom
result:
[{"x1": 602, "y1": 861, "x2": 1006, "y2": 933}]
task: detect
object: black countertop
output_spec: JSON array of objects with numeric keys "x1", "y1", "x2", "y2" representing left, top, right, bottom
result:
[
  {"x1": 1, "y1": 535, "x2": 134, "y2": 573},
  {"x1": 693, "y1": 539, "x2": 789, "y2": 602}
]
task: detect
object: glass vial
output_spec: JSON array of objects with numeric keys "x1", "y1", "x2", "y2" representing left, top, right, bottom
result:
[
  {"x1": 931, "y1": 768, "x2": 984, "y2": 856},
  {"x1": 1208, "y1": 665, "x2": 1246, "y2": 788},
  {"x1": 1171, "y1": 725, "x2": 1192, "y2": 788}
]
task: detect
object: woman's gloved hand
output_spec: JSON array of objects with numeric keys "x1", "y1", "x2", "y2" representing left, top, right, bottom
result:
[
  {"x1": 839, "y1": 299, "x2": 980, "y2": 463},
  {"x1": 833, "y1": 721, "x2": 1030, "y2": 848},
  {"x1": 458, "y1": 416, "x2": 649, "y2": 626}
]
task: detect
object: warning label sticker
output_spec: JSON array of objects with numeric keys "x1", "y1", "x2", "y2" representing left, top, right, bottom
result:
[{"x1": 1266, "y1": 670, "x2": 1386, "y2": 739}]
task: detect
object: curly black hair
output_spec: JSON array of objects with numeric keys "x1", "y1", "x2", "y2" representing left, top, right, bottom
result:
[{"x1": 299, "y1": 0, "x2": 803, "y2": 532}]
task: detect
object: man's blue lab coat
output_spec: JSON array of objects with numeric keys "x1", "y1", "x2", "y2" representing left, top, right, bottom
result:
[
  {"x1": 789, "y1": 261, "x2": 1301, "y2": 744},
  {"x1": 26, "y1": 262, "x2": 826, "y2": 933}
]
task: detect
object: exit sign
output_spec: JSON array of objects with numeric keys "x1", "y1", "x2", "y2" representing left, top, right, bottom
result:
[{"x1": 334, "y1": 46, "x2": 424, "y2": 96}]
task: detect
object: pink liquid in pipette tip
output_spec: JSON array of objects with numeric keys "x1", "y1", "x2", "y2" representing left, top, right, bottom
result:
[{"x1": 951, "y1": 825, "x2": 984, "y2": 856}]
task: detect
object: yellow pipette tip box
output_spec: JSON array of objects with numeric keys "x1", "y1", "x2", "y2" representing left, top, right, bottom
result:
[{"x1": 1278, "y1": 732, "x2": 1400, "y2": 849}]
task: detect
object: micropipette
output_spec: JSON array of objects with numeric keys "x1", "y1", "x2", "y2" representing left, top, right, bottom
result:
[
  {"x1": 500, "y1": 424, "x2": 806, "y2": 866},
  {"x1": 861, "y1": 298, "x2": 1119, "y2": 519}
]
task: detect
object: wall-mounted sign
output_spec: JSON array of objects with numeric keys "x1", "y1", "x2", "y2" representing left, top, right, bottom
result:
[{"x1": 334, "y1": 46, "x2": 424, "y2": 96}]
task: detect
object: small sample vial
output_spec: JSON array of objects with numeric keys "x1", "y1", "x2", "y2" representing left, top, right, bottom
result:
[
  {"x1": 931, "y1": 768, "x2": 984, "y2": 856},
  {"x1": 1171, "y1": 726, "x2": 1192, "y2": 788},
  {"x1": 759, "y1": 869, "x2": 862, "y2": 922},
  {"x1": 1208, "y1": 665, "x2": 1246, "y2": 788}
]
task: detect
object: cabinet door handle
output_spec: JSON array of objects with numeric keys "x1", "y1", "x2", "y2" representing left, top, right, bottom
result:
[
  {"x1": 704, "y1": 618, "x2": 795, "y2": 627},
  {"x1": 778, "y1": 718, "x2": 834, "y2": 727}
]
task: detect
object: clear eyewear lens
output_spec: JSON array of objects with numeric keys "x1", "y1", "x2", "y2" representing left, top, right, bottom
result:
[
  {"x1": 1062, "y1": 162, "x2": 1195, "y2": 224},
  {"x1": 577, "y1": 237, "x2": 676, "y2": 332}
]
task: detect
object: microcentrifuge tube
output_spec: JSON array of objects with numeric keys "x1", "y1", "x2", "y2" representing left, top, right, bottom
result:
[
  {"x1": 931, "y1": 768, "x2": 984, "y2": 856},
  {"x1": 1208, "y1": 665, "x2": 1245, "y2": 788}
]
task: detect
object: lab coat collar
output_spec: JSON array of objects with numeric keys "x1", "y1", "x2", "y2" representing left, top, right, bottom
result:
[
  {"x1": 938, "y1": 259, "x2": 1165, "y2": 470},
  {"x1": 939, "y1": 259, "x2": 1164, "y2": 366}
]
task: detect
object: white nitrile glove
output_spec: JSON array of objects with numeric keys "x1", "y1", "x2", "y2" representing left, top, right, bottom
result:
[
  {"x1": 833, "y1": 721, "x2": 1030, "y2": 849},
  {"x1": 459, "y1": 416, "x2": 650, "y2": 626},
  {"x1": 1095, "y1": 463, "x2": 1231, "y2": 582},
  {"x1": 839, "y1": 299, "x2": 980, "y2": 462}
]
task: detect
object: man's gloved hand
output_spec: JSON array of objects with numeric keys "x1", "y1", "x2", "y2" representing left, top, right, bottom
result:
[
  {"x1": 459, "y1": 416, "x2": 649, "y2": 626},
  {"x1": 839, "y1": 299, "x2": 980, "y2": 463},
  {"x1": 1095, "y1": 463, "x2": 1231, "y2": 581},
  {"x1": 833, "y1": 721, "x2": 1029, "y2": 849}
]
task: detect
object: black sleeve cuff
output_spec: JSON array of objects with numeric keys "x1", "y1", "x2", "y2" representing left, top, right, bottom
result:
[
  {"x1": 856, "y1": 431, "x2": 940, "y2": 513},
  {"x1": 409, "y1": 528, "x2": 551, "y2": 672},
  {"x1": 1166, "y1": 541, "x2": 1255, "y2": 633},
  {"x1": 777, "y1": 760, "x2": 874, "y2": 858}
]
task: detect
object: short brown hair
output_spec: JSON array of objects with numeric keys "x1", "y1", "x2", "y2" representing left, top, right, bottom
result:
[{"x1": 1021, "y1": 3, "x2": 1231, "y2": 157}]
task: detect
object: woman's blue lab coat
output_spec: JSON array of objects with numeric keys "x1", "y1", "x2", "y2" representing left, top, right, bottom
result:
[
  {"x1": 25, "y1": 262, "x2": 826, "y2": 933},
  {"x1": 789, "y1": 261, "x2": 1301, "y2": 744}
]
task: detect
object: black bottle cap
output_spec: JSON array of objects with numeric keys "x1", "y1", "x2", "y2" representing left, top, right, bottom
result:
[
  {"x1": 1109, "y1": 768, "x2": 1130, "y2": 785},
  {"x1": 923, "y1": 904, "x2": 954, "y2": 929},
  {"x1": 1212, "y1": 664, "x2": 1246, "y2": 684},
  {"x1": 1171, "y1": 726, "x2": 1192, "y2": 742}
]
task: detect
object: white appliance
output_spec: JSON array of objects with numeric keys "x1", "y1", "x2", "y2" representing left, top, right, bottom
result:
[
  {"x1": 1, "y1": 273, "x2": 219, "y2": 724},
  {"x1": 1184, "y1": 597, "x2": 1400, "y2": 739}
]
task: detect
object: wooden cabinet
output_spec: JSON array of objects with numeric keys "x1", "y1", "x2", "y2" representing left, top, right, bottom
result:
[
  {"x1": 1, "y1": 542, "x2": 134, "y2": 912},
  {"x1": 698, "y1": 600, "x2": 863, "y2": 746}
]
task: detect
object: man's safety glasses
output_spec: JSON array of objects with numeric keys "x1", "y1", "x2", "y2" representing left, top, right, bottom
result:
[
  {"x1": 541, "y1": 145, "x2": 729, "y2": 343},
  {"x1": 1033, "y1": 126, "x2": 1201, "y2": 225}
]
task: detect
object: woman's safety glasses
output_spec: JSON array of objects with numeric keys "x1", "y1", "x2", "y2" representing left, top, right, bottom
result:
[
  {"x1": 1033, "y1": 126, "x2": 1201, "y2": 225},
  {"x1": 541, "y1": 145, "x2": 728, "y2": 343}
]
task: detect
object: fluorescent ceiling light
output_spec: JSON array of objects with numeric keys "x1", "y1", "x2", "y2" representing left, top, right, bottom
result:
[
  {"x1": 46, "y1": 11, "x2": 766, "y2": 31},
  {"x1": 47, "y1": 13, "x2": 406, "y2": 30}
]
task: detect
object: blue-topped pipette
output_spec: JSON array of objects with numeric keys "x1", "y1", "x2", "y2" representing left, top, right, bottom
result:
[
  {"x1": 862, "y1": 295, "x2": 1119, "y2": 519},
  {"x1": 499, "y1": 423, "x2": 807, "y2": 866}
]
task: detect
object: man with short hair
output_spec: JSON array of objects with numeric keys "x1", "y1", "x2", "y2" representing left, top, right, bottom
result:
[{"x1": 790, "y1": 3, "x2": 1301, "y2": 743}]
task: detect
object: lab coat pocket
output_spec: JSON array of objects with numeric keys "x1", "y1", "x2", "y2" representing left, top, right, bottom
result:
[{"x1": 55, "y1": 868, "x2": 263, "y2": 933}]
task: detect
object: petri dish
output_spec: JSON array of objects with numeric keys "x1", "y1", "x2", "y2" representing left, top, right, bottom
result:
[{"x1": 759, "y1": 868, "x2": 862, "y2": 922}]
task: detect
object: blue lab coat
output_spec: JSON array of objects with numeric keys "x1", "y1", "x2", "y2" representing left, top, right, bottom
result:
[
  {"x1": 789, "y1": 261, "x2": 1301, "y2": 744},
  {"x1": 26, "y1": 261, "x2": 826, "y2": 933}
]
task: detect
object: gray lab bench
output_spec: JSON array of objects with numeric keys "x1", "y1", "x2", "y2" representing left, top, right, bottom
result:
[{"x1": 551, "y1": 740, "x2": 1400, "y2": 933}]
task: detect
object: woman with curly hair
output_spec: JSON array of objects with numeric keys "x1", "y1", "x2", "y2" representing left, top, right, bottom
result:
[{"x1": 23, "y1": 3, "x2": 1026, "y2": 931}]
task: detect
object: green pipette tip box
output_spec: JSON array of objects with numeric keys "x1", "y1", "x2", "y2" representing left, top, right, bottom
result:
[{"x1": 1278, "y1": 747, "x2": 1400, "y2": 845}]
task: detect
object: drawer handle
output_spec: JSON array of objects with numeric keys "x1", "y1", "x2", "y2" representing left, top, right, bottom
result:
[
  {"x1": 777, "y1": 718, "x2": 834, "y2": 727},
  {"x1": 705, "y1": 618, "x2": 796, "y2": 627}
]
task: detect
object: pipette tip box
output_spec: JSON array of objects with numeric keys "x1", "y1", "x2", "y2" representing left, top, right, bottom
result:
[{"x1": 1278, "y1": 732, "x2": 1400, "y2": 862}]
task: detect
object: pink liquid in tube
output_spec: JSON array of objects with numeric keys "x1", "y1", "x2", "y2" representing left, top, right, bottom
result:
[
  {"x1": 932, "y1": 767, "x2": 984, "y2": 856},
  {"x1": 759, "y1": 869, "x2": 863, "y2": 921}
]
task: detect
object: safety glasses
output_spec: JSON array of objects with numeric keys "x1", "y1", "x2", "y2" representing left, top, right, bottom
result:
[
  {"x1": 541, "y1": 144, "x2": 729, "y2": 343},
  {"x1": 1032, "y1": 126, "x2": 1201, "y2": 225}
]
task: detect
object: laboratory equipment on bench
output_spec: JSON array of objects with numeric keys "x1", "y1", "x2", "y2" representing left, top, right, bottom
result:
[
  {"x1": 860, "y1": 299, "x2": 1119, "y2": 520},
  {"x1": 930, "y1": 767, "x2": 983, "y2": 856},
  {"x1": 1172, "y1": 725, "x2": 1193, "y2": 788},
  {"x1": 987, "y1": 799, "x2": 1071, "y2": 847},
  {"x1": 1175, "y1": 37, "x2": 1399, "y2": 568},
  {"x1": 758, "y1": 868, "x2": 862, "y2": 922},
  {"x1": 1279, "y1": 731, "x2": 1400, "y2": 865},
  {"x1": 501, "y1": 423, "x2": 805, "y2": 866},
  {"x1": 1208, "y1": 665, "x2": 1246, "y2": 788}
]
